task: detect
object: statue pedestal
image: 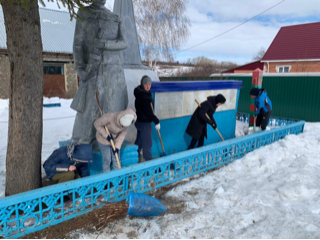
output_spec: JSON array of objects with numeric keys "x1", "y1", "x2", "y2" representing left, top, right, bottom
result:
[{"x1": 59, "y1": 140, "x2": 139, "y2": 175}]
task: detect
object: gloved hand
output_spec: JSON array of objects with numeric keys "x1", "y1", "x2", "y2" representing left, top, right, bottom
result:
[
  {"x1": 107, "y1": 134, "x2": 114, "y2": 142},
  {"x1": 208, "y1": 120, "x2": 217, "y2": 130},
  {"x1": 211, "y1": 121, "x2": 217, "y2": 130},
  {"x1": 112, "y1": 148, "x2": 119, "y2": 156},
  {"x1": 155, "y1": 123, "x2": 161, "y2": 131}
]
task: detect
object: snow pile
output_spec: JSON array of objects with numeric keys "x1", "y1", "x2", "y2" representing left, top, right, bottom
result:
[
  {"x1": 71, "y1": 123, "x2": 320, "y2": 239},
  {"x1": 235, "y1": 120, "x2": 248, "y2": 137},
  {"x1": 154, "y1": 65, "x2": 195, "y2": 77}
]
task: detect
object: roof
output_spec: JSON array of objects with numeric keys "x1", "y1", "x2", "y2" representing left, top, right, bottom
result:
[
  {"x1": 151, "y1": 81, "x2": 242, "y2": 92},
  {"x1": 261, "y1": 22, "x2": 320, "y2": 62},
  {"x1": 222, "y1": 60, "x2": 263, "y2": 73},
  {"x1": 0, "y1": 6, "x2": 75, "y2": 54}
]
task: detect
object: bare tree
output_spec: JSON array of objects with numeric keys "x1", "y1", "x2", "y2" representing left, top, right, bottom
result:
[
  {"x1": 190, "y1": 56, "x2": 218, "y2": 66},
  {"x1": 173, "y1": 56, "x2": 238, "y2": 77},
  {"x1": 1, "y1": 0, "x2": 94, "y2": 196},
  {"x1": 133, "y1": 0, "x2": 191, "y2": 70},
  {"x1": 252, "y1": 47, "x2": 266, "y2": 61}
]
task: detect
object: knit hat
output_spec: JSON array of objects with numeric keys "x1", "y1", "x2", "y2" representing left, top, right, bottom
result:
[
  {"x1": 141, "y1": 75, "x2": 152, "y2": 86},
  {"x1": 120, "y1": 114, "x2": 135, "y2": 127},
  {"x1": 250, "y1": 88, "x2": 260, "y2": 97},
  {"x1": 215, "y1": 94, "x2": 226, "y2": 104}
]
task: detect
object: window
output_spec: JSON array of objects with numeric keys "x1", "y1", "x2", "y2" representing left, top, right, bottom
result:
[
  {"x1": 43, "y1": 65, "x2": 64, "y2": 75},
  {"x1": 278, "y1": 66, "x2": 290, "y2": 73}
]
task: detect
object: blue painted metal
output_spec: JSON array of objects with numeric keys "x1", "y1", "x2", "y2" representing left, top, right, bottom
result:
[
  {"x1": 150, "y1": 80, "x2": 242, "y2": 93},
  {"x1": 0, "y1": 118, "x2": 305, "y2": 238},
  {"x1": 150, "y1": 87, "x2": 241, "y2": 158},
  {"x1": 237, "y1": 112, "x2": 300, "y2": 127},
  {"x1": 43, "y1": 103, "x2": 61, "y2": 108},
  {"x1": 150, "y1": 109, "x2": 238, "y2": 157}
]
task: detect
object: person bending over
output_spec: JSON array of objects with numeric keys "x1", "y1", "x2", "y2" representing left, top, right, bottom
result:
[
  {"x1": 186, "y1": 94, "x2": 226, "y2": 149},
  {"x1": 94, "y1": 108, "x2": 137, "y2": 172}
]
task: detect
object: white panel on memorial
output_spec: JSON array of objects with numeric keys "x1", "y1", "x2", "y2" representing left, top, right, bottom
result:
[
  {"x1": 154, "y1": 92, "x2": 183, "y2": 119},
  {"x1": 155, "y1": 89, "x2": 238, "y2": 120}
]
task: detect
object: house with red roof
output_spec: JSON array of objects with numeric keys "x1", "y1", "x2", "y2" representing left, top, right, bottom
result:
[
  {"x1": 261, "y1": 22, "x2": 320, "y2": 73},
  {"x1": 222, "y1": 60, "x2": 264, "y2": 74}
]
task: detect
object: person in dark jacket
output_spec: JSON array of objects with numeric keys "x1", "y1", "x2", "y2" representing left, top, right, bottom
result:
[
  {"x1": 250, "y1": 88, "x2": 272, "y2": 131},
  {"x1": 43, "y1": 143, "x2": 93, "y2": 183},
  {"x1": 134, "y1": 75, "x2": 160, "y2": 161},
  {"x1": 186, "y1": 94, "x2": 226, "y2": 149}
]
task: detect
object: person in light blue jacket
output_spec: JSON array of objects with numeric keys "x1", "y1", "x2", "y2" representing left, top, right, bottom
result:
[{"x1": 250, "y1": 88, "x2": 272, "y2": 130}]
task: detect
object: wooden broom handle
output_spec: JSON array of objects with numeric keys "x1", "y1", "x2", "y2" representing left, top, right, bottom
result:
[
  {"x1": 195, "y1": 99, "x2": 225, "y2": 141},
  {"x1": 95, "y1": 91, "x2": 121, "y2": 169},
  {"x1": 150, "y1": 103, "x2": 165, "y2": 153}
]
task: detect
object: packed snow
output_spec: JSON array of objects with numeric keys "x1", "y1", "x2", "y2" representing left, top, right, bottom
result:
[
  {"x1": 72, "y1": 122, "x2": 320, "y2": 239},
  {"x1": 0, "y1": 98, "x2": 320, "y2": 238}
]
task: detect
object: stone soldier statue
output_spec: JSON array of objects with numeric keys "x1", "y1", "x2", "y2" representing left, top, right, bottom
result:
[{"x1": 70, "y1": 0, "x2": 128, "y2": 147}]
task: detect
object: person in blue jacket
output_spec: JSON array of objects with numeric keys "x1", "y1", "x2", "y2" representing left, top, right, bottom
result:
[
  {"x1": 43, "y1": 143, "x2": 93, "y2": 183},
  {"x1": 250, "y1": 88, "x2": 272, "y2": 131}
]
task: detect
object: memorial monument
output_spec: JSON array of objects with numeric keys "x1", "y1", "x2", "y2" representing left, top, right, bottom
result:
[{"x1": 70, "y1": 0, "x2": 129, "y2": 147}]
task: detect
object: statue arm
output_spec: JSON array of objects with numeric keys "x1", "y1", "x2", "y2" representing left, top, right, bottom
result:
[
  {"x1": 104, "y1": 22, "x2": 128, "y2": 51},
  {"x1": 73, "y1": 14, "x2": 88, "y2": 80}
]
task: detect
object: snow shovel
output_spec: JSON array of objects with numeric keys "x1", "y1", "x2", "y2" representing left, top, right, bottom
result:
[
  {"x1": 150, "y1": 103, "x2": 166, "y2": 157},
  {"x1": 195, "y1": 99, "x2": 225, "y2": 141},
  {"x1": 254, "y1": 115, "x2": 257, "y2": 133},
  {"x1": 95, "y1": 91, "x2": 121, "y2": 169}
]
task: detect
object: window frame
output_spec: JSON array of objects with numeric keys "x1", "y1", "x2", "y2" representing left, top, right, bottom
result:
[{"x1": 277, "y1": 65, "x2": 291, "y2": 73}]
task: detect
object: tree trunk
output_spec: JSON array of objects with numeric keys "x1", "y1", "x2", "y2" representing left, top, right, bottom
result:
[{"x1": 1, "y1": 0, "x2": 43, "y2": 196}]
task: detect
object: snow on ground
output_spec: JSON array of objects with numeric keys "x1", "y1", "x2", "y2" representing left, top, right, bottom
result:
[
  {"x1": 154, "y1": 65, "x2": 194, "y2": 77},
  {"x1": 1, "y1": 98, "x2": 320, "y2": 238},
  {"x1": 0, "y1": 98, "x2": 76, "y2": 198},
  {"x1": 71, "y1": 123, "x2": 320, "y2": 239}
]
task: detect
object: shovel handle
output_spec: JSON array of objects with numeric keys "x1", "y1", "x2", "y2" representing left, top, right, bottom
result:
[
  {"x1": 195, "y1": 99, "x2": 225, "y2": 141},
  {"x1": 157, "y1": 130, "x2": 165, "y2": 153},
  {"x1": 150, "y1": 103, "x2": 165, "y2": 153},
  {"x1": 95, "y1": 91, "x2": 121, "y2": 169}
]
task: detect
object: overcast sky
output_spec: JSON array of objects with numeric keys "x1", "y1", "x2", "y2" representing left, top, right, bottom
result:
[{"x1": 42, "y1": 0, "x2": 320, "y2": 65}]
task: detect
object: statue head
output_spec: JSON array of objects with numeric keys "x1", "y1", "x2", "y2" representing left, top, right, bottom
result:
[{"x1": 92, "y1": 0, "x2": 106, "y2": 7}]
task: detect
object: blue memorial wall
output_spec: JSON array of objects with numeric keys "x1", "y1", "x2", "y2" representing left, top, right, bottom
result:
[{"x1": 150, "y1": 81, "x2": 242, "y2": 157}]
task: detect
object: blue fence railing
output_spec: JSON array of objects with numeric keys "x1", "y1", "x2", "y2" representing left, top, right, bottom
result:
[
  {"x1": 0, "y1": 118, "x2": 305, "y2": 238},
  {"x1": 236, "y1": 112, "x2": 299, "y2": 127}
]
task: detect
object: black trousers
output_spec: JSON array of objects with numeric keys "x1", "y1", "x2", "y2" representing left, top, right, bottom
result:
[
  {"x1": 134, "y1": 121, "x2": 152, "y2": 160},
  {"x1": 256, "y1": 110, "x2": 272, "y2": 130},
  {"x1": 188, "y1": 129, "x2": 206, "y2": 150}
]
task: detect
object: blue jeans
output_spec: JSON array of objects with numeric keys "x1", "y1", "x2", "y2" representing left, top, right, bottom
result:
[{"x1": 98, "y1": 142, "x2": 120, "y2": 172}]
